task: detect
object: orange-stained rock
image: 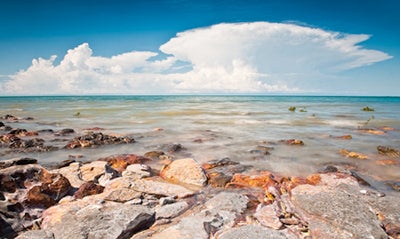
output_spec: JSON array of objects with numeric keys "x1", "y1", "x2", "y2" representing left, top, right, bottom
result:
[
  {"x1": 379, "y1": 126, "x2": 395, "y2": 131},
  {"x1": 339, "y1": 149, "x2": 368, "y2": 159},
  {"x1": 377, "y1": 146, "x2": 400, "y2": 158},
  {"x1": 279, "y1": 139, "x2": 304, "y2": 145},
  {"x1": 306, "y1": 174, "x2": 322, "y2": 185},
  {"x1": 280, "y1": 176, "x2": 308, "y2": 192},
  {"x1": 73, "y1": 181, "x2": 104, "y2": 199},
  {"x1": 226, "y1": 171, "x2": 278, "y2": 189},
  {"x1": 99, "y1": 154, "x2": 151, "y2": 173},
  {"x1": 375, "y1": 159, "x2": 399, "y2": 166},
  {"x1": 358, "y1": 129, "x2": 385, "y2": 135}
]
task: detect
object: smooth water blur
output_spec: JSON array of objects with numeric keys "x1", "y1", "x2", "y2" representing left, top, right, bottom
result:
[{"x1": 1, "y1": 95, "x2": 400, "y2": 186}]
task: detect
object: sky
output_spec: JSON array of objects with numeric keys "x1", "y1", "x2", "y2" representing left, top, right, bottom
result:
[{"x1": 0, "y1": 0, "x2": 399, "y2": 96}]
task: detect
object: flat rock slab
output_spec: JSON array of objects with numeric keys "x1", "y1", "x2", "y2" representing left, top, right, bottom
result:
[
  {"x1": 41, "y1": 202, "x2": 155, "y2": 239},
  {"x1": 130, "y1": 179, "x2": 195, "y2": 198},
  {"x1": 291, "y1": 184, "x2": 388, "y2": 239},
  {"x1": 217, "y1": 224, "x2": 292, "y2": 239}
]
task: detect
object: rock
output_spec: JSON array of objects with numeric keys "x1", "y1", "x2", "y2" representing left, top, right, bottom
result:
[
  {"x1": 156, "y1": 201, "x2": 190, "y2": 220},
  {"x1": 74, "y1": 181, "x2": 104, "y2": 199},
  {"x1": 149, "y1": 192, "x2": 249, "y2": 239},
  {"x1": 159, "y1": 196, "x2": 176, "y2": 206},
  {"x1": 64, "y1": 132, "x2": 134, "y2": 149},
  {"x1": 104, "y1": 188, "x2": 142, "y2": 203},
  {"x1": 122, "y1": 164, "x2": 152, "y2": 179},
  {"x1": 52, "y1": 159, "x2": 76, "y2": 169},
  {"x1": 160, "y1": 158, "x2": 207, "y2": 187},
  {"x1": 202, "y1": 157, "x2": 239, "y2": 170},
  {"x1": 375, "y1": 159, "x2": 399, "y2": 165},
  {"x1": 99, "y1": 154, "x2": 151, "y2": 173},
  {"x1": 250, "y1": 145, "x2": 274, "y2": 155},
  {"x1": 291, "y1": 184, "x2": 388, "y2": 239},
  {"x1": 0, "y1": 157, "x2": 37, "y2": 169},
  {"x1": 2, "y1": 114, "x2": 18, "y2": 121},
  {"x1": 216, "y1": 224, "x2": 292, "y2": 239},
  {"x1": 0, "y1": 164, "x2": 71, "y2": 236},
  {"x1": 130, "y1": 179, "x2": 195, "y2": 198},
  {"x1": 55, "y1": 162, "x2": 85, "y2": 188},
  {"x1": 207, "y1": 172, "x2": 232, "y2": 188},
  {"x1": 55, "y1": 128, "x2": 75, "y2": 136},
  {"x1": 254, "y1": 202, "x2": 283, "y2": 229},
  {"x1": 144, "y1": 151, "x2": 165, "y2": 160},
  {"x1": 41, "y1": 200, "x2": 155, "y2": 239},
  {"x1": 15, "y1": 230, "x2": 54, "y2": 239},
  {"x1": 339, "y1": 149, "x2": 368, "y2": 159},
  {"x1": 227, "y1": 171, "x2": 278, "y2": 189},
  {"x1": 279, "y1": 139, "x2": 304, "y2": 145},
  {"x1": 377, "y1": 145, "x2": 400, "y2": 157},
  {"x1": 80, "y1": 161, "x2": 118, "y2": 182},
  {"x1": 331, "y1": 134, "x2": 352, "y2": 140}
]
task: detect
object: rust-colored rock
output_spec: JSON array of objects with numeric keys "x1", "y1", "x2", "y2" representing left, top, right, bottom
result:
[
  {"x1": 375, "y1": 159, "x2": 399, "y2": 166},
  {"x1": 99, "y1": 154, "x2": 151, "y2": 173},
  {"x1": 73, "y1": 181, "x2": 104, "y2": 199},
  {"x1": 279, "y1": 139, "x2": 304, "y2": 145},
  {"x1": 358, "y1": 129, "x2": 385, "y2": 135},
  {"x1": 227, "y1": 171, "x2": 278, "y2": 189},
  {"x1": 207, "y1": 172, "x2": 232, "y2": 188},
  {"x1": 377, "y1": 145, "x2": 400, "y2": 158},
  {"x1": 332, "y1": 134, "x2": 352, "y2": 140},
  {"x1": 339, "y1": 149, "x2": 368, "y2": 159},
  {"x1": 202, "y1": 157, "x2": 239, "y2": 170}
]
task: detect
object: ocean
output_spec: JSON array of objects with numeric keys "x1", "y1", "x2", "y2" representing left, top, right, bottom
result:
[{"x1": 1, "y1": 95, "x2": 400, "y2": 190}]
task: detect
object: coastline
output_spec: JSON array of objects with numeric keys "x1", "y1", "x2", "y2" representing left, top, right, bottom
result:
[{"x1": 1, "y1": 122, "x2": 399, "y2": 238}]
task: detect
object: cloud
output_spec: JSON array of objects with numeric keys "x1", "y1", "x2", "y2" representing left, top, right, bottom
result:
[{"x1": 1, "y1": 22, "x2": 392, "y2": 95}]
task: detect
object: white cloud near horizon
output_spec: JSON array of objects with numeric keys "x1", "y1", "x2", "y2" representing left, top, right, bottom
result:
[{"x1": 1, "y1": 22, "x2": 392, "y2": 95}]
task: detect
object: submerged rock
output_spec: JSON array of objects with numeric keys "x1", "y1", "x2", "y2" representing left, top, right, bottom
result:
[
  {"x1": 64, "y1": 132, "x2": 135, "y2": 149},
  {"x1": 377, "y1": 145, "x2": 400, "y2": 157}
]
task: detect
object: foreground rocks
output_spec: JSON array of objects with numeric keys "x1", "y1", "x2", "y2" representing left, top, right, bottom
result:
[{"x1": 1, "y1": 153, "x2": 399, "y2": 239}]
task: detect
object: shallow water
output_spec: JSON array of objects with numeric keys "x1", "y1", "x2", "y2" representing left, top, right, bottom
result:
[{"x1": 1, "y1": 95, "x2": 400, "y2": 189}]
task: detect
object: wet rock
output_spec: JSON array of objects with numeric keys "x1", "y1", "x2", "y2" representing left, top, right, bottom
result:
[
  {"x1": 144, "y1": 151, "x2": 165, "y2": 160},
  {"x1": 291, "y1": 184, "x2": 388, "y2": 239},
  {"x1": 377, "y1": 145, "x2": 400, "y2": 157},
  {"x1": 279, "y1": 139, "x2": 304, "y2": 145},
  {"x1": 385, "y1": 181, "x2": 400, "y2": 192},
  {"x1": 375, "y1": 159, "x2": 399, "y2": 165},
  {"x1": 122, "y1": 164, "x2": 152, "y2": 179},
  {"x1": 38, "y1": 129, "x2": 54, "y2": 134},
  {"x1": 339, "y1": 149, "x2": 368, "y2": 159},
  {"x1": 358, "y1": 128, "x2": 385, "y2": 135},
  {"x1": 0, "y1": 121, "x2": 4, "y2": 127},
  {"x1": 9, "y1": 128, "x2": 28, "y2": 136},
  {"x1": 207, "y1": 172, "x2": 232, "y2": 188},
  {"x1": 52, "y1": 159, "x2": 76, "y2": 169},
  {"x1": 0, "y1": 157, "x2": 37, "y2": 169},
  {"x1": 331, "y1": 134, "x2": 352, "y2": 140},
  {"x1": 2, "y1": 114, "x2": 18, "y2": 121},
  {"x1": 73, "y1": 181, "x2": 104, "y2": 199},
  {"x1": 216, "y1": 224, "x2": 292, "y2": 239},
  {"x1": 202, "y1": 157, "x2": 239, "y2": 170},
  {"x1": 249, "y1": 145, "x2": 274, "y2": 155},
  {"x1": 160, "y1": 158, "x2": 207, "y2": 187},
  {"x1": 0, "y1": 164, "x2": 71, "y2": 235},
  {"x1": 55, "y1": 128, "x2": 75, "y2": 136},
  {"x1": 41, "y1": 200, "x2": 155, "y2": 239},
  {"x1": 155, "y1": 201, "x2": 190, "y2": 220},
  {"x1": 165, "y1": 143, "x2": 185, "y2": 153},
  {"x1": 98, "y1": 154, "x2": 151, "y2": 173},
  {"x1": 64, "y1": 132, "x2": 134, "y2": 149}
]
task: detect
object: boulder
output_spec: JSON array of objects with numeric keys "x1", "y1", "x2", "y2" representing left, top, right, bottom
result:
[
  {"x1": 41, "y1": 200, "x2": 155, "y2": 239},
  {"x1": 291, "y1": 184, "x2": 388, "y2": 239},
  {"x1": 130, "y1": 179, "x2": 195, "y2": 198},
  {"x1": 155, "y1": 201, "x2": 190, "y2": 220},
  {"x1": 73, "y1": 181, "x2": 104, "y2": 199},
  {"x1": 15, "y1": 230, "x2": 54, "y2": 239},
  {"x1": 160, "y1": 158, "x2": 207, "y2": 187},
  {"x1": 99, "y1": 154, "x2": 151, "y2": 173},
  {"x1": 122, "y1": 164, "x2": 152, "y2": 179}
]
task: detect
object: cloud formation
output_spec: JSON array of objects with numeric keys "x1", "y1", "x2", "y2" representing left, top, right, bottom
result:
[{"x1": 2, "y1": 22, "x2": 392, "y2": 95}]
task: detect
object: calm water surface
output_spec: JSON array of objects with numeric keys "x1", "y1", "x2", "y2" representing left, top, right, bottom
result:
[{"x1": 1, "y1": 95, "x2": 400, "y2": 189}]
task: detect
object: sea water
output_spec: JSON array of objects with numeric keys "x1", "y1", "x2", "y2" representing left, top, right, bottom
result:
[{"x1": 1, "y1": 95, "x2": 400, "y2": 188}]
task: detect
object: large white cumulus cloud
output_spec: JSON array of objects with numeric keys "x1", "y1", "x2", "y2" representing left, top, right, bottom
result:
[{"x1": 2, "y1": 22, "x2": 392, "y2": 95}]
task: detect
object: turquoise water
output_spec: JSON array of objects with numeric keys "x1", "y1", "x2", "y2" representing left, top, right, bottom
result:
[{"x1": 1, "y1": 95, "x2": 400, "y2": 186}]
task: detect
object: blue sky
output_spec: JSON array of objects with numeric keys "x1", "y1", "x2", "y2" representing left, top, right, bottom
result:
[{"x1": 0, "y1": 0, "x2": 399, "y2": 95}]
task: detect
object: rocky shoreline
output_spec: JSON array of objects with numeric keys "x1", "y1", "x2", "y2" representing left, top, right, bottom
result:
[{"x1": 1, "y1": 115, "x2": 400, "y2": 239}]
